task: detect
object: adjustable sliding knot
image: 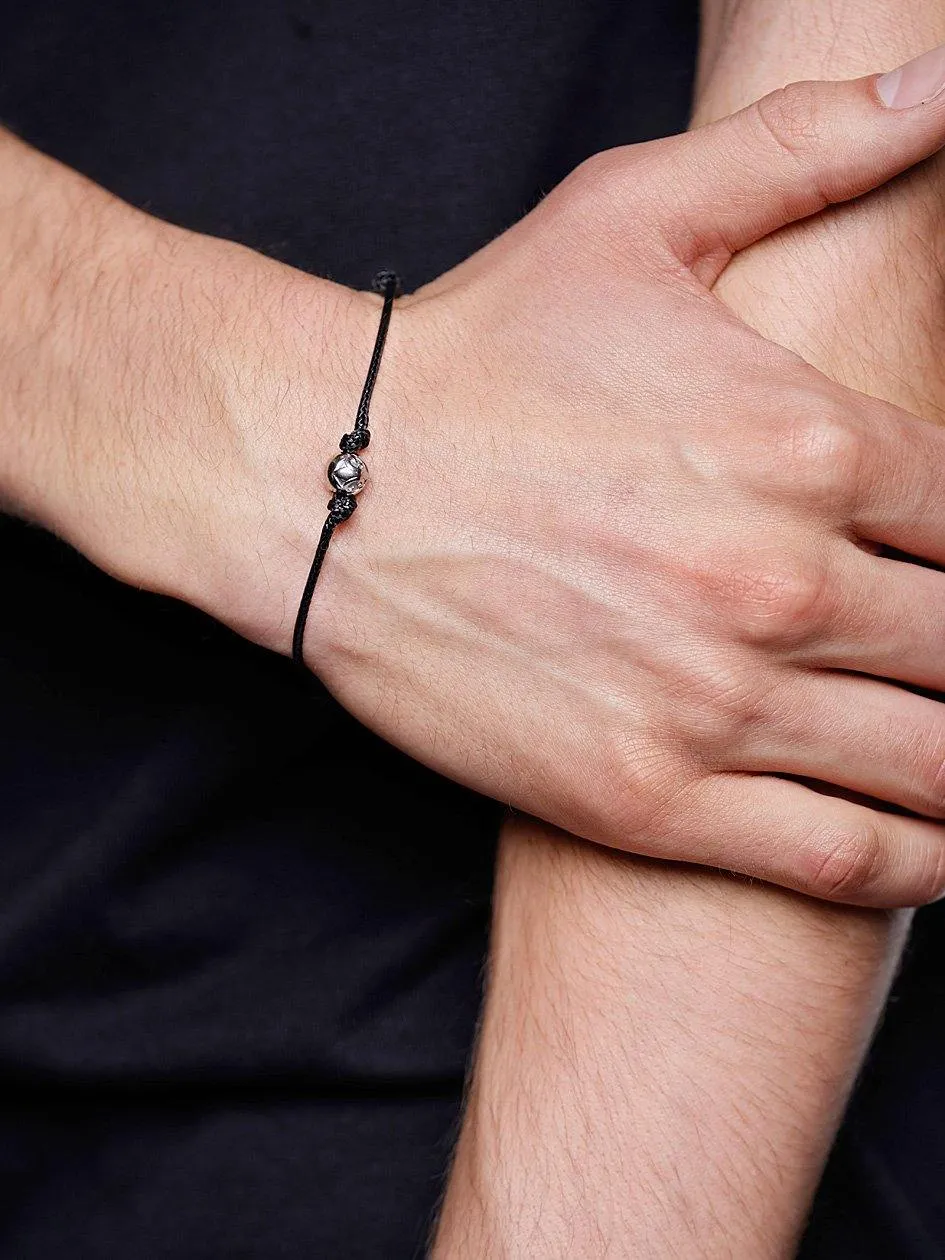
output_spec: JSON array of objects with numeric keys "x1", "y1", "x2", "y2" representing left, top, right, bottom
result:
[
  {"x1": 372, "y1": 269, "x2": 403, "y2": 298},
  {"x1": 340, "y1": 430, "x2": 370, "y2": 453},
  {"x1": 291, "y1": 269, "x2": 403, "y2": 668},
  {"x1": 328, "y1": 492, "x2": 357, "y2": 524}
]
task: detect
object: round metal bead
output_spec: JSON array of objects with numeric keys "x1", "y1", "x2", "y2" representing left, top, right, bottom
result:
[{"x1": 327, "y1": 451, "x2": 367, "y2": 495}]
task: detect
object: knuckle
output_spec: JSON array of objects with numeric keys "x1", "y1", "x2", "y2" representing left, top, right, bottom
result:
[
  {"x1": 561, "y1": 148, "x2": 633, "y2": 213},
  {"x1": 806, "y1": 823, "x2": 886, "y2": 903},
  {"x1": 679, "y1": 660, "x2": 770, "y2": 749},
  {"x1": 592, "y1": 724, "x2": 686, "y2": 846},
  {"x1": 778, "y1": 407, "x2": 865, "y2": 500},
  {"x1": 552, "y1": 145, "x2": 662, "y2": 247},
  {"x1": 723, "y1": 553, "x2": 830, "y2": 646},
  {"x1": 752, "y1": 81, "x2": 824, "y2": 168}
]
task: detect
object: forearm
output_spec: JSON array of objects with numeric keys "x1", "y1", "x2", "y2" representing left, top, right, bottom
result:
[
  {"x1": 0, "y1": 127, "x2": 362, "y2": 646},
  {"x1": 695, "y1": 3, "x2": 945, "y2": 419},
  {"x1": 435, "y1": 830, "x2": 906, "y2": 1257},
  {"x1": 0, "y1": 128, "x2": 130, "y2": 520},
  {"x1": 697, "y1": 1, "x2": 945, "y2": 111},
  {"x1": 435, "y1": 10, "x2": 945, "y2": 1257}
]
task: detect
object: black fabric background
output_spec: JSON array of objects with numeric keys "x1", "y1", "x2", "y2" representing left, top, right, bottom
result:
[{"x1": 0, "y1": 3, "x2": 942, "y2": 1256}]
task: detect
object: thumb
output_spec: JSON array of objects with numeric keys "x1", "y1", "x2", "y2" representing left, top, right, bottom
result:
[{"x1": 665, "y1": 43, "x2": 945, "y2": 269}]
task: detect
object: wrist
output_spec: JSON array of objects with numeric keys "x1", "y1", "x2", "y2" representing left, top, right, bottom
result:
[
  {"x1": 282, "y1": 289, "x2": 449, "y2": 676},
  {"x1": 0, "y1": 132, "x2": 385, "y2": 660},
  {"x1": 148, "y1": 241, "x2": 388, "y2": 655}
]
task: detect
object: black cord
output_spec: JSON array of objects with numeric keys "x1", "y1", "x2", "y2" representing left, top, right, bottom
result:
[{"x1": 291, "y1": 270, "x2": 403, "y2": 668}]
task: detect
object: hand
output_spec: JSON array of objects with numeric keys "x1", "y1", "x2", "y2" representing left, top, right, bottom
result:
[
  {"x1": 305, "y1": 64, "x2": 945, "y2": 908},
  {"x1": 693, "y1": 8, "x2": 945, "y2": 425},
  {"x1": 708, "y1": 129, "x2": 945, "y2": 427},
  {"x1": 7, "y1": 64, "x2": 945, "y2": 907}
]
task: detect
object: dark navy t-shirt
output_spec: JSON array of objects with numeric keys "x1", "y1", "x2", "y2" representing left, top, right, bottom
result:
[{"x1": 0, "y1": 4, "x2": 942, "y2": 1256}]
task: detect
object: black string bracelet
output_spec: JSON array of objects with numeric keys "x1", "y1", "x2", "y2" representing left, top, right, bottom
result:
[{"x1": 291, "y1": 269, "x2": 403, "y2": 667}]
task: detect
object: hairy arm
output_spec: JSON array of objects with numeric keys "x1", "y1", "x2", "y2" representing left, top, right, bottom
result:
[
  {"x1": 434, "y1": 833, "x2": 907, "y2": 1257},
  {"x1": 0, "y1": 127, "x2": 373, "y2": 646},
  {"x1": 696, "y1": 1, "x2": 945, "y2": 418},
  {"x1": 6, "y1": 41, "x2": 945, "y2": 1256},
  {"x1": 433, "y1": 11, "x2": 945, "y2": 1258}
]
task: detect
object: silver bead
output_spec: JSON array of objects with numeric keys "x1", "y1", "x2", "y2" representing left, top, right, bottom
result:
[{"x1": 327, "y1": 451, "x2": 367, "y2": 495}]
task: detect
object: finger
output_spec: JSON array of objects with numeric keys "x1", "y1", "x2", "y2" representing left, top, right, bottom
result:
[
  {"x1": 845, "y1": 393, "x2": 945, "y2": 564},
  {"x1": 757, "y1": 384, "x2": 945, "y2": 567},
  {"x1": 798, "y1": 545, "x2": 945, "y2": 692},
  {"x1": 673, "y1": 772, "x2": 945, "y2": 907},
  {"x1": 738, "y1": 671, "x2": 945, "y2": 822},
  {"x1": 660, "y1": 43, "x2": 945, "y2": 269}
]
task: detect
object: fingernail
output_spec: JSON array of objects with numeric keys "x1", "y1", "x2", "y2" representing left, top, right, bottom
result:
[{"x1": 877, "y1": 43, "x2": 945, "y2": 109}]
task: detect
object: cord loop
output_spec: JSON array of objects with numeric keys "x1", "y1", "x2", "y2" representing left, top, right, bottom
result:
[{"x1": 291, "y1": 270, "x2": 402, "y2": 667}]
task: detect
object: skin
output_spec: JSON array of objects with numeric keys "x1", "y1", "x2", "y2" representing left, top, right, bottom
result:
[
  {"x1": 2, "y1": 13, "x2": 945, "y2": 1260},
  {"x1": 431, "y1": 834, "x2": 906, "y2": 1258},
  {"x1": 433, "y1": 13, "x2": 945, "y2": 1260},
  {"x1": 6, "y1": 78, "x2": 945, "y2": 906}
]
